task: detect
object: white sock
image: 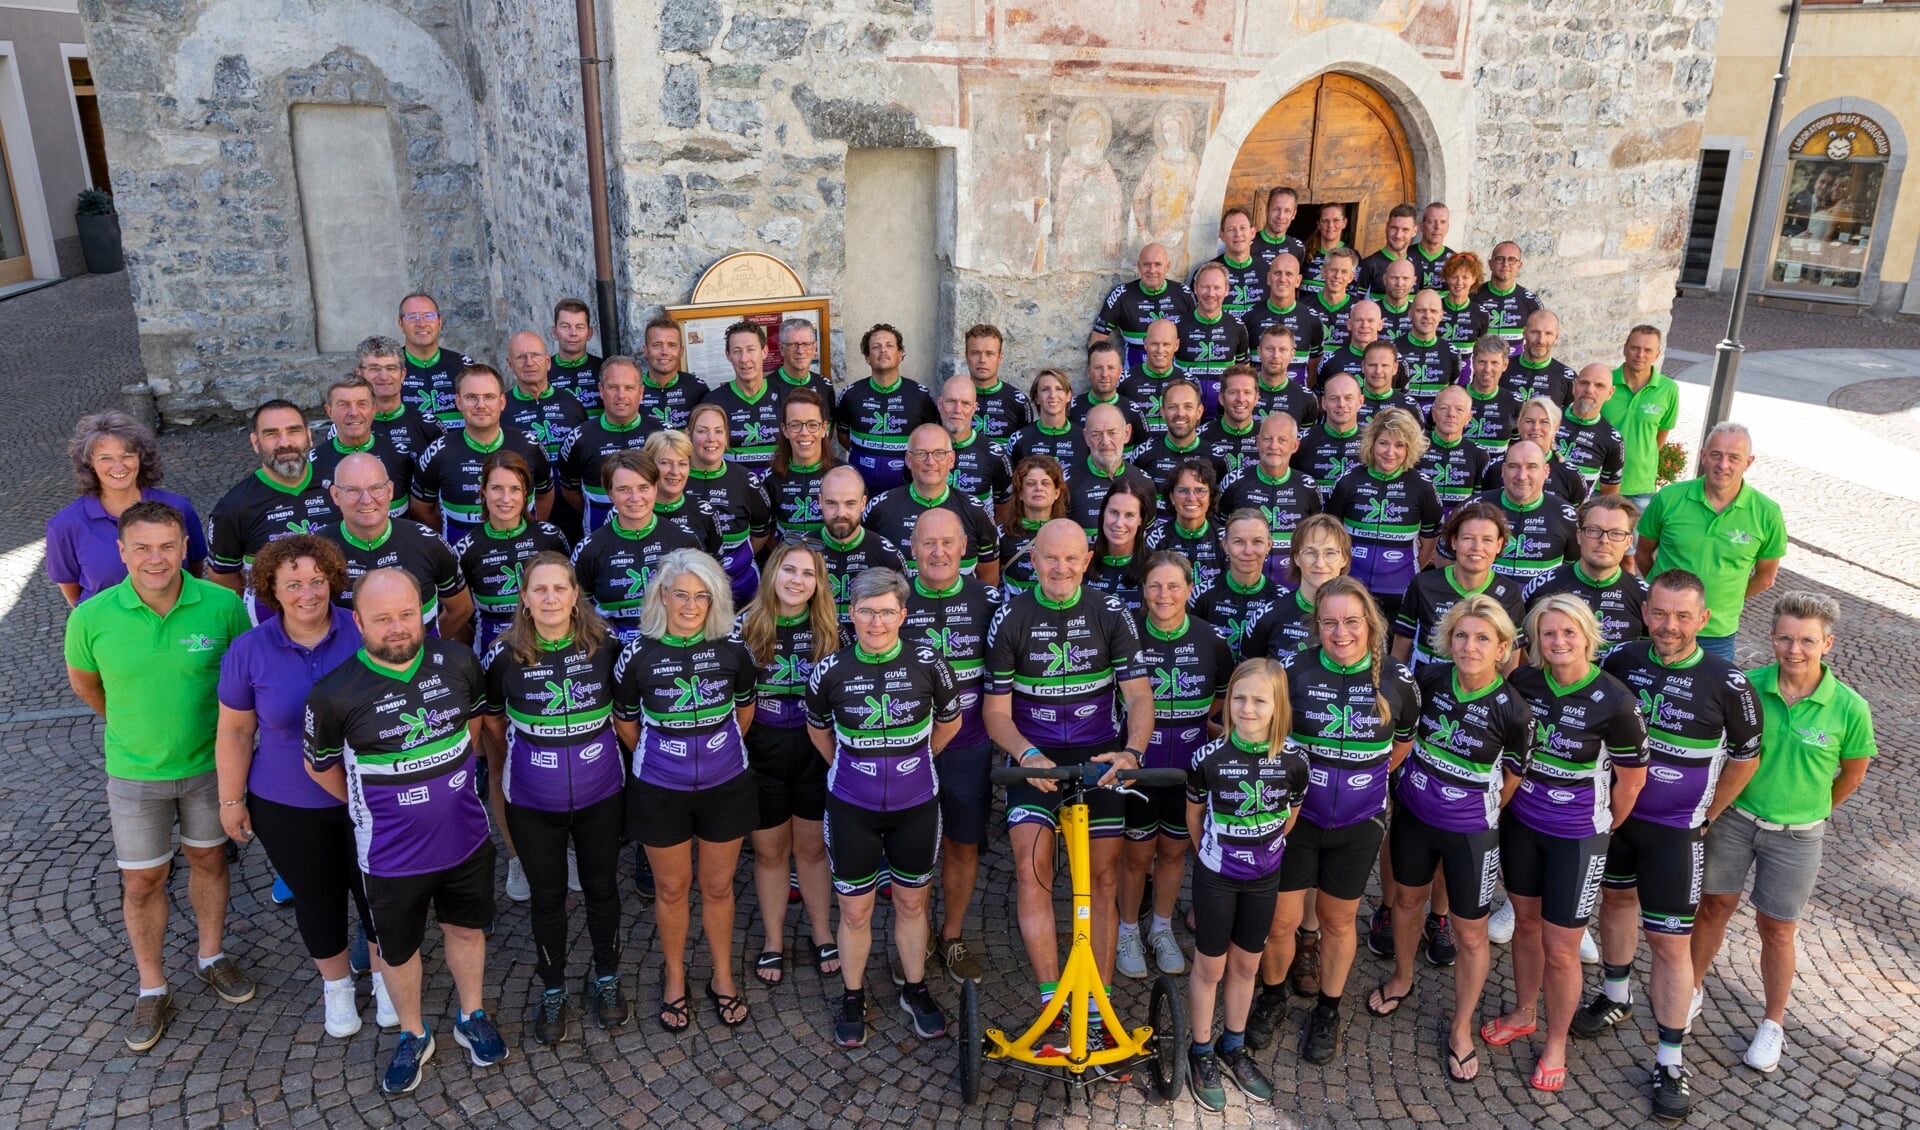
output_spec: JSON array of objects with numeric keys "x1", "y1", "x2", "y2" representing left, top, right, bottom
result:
[
  {"x1": 372, "y1": 971, "x2": 387, "y2": 990},
  {"x1": 1603, "y1": 977, "x2": 1632, "y2": 1005},
  {"x1": 1656, "y1": 1041, "x2": 1684, "y2": 1068},
  {"x1": 197, "y1": 952, "x2": 225, "y2": 970},
  {"x1": 1151, "y1": 915, "x2": 1172, "y2": 936},
  {"x1": 323, "y1": 976, "x2": 353, "y2": 992},
  {"x1": 1118, "y1": 920, "x2": 1139, "y2": 938},
  {"x1": 138, "y1": 984, "x2": 167, "y2": 998}
]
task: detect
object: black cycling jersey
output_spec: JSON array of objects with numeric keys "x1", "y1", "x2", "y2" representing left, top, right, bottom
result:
[
  {"x1": 770, "y1": 367, "x2": 837, "y2": 421},
  {"x1": 764, "y1": 462, "x2": 828, "y2": 537},
  {"x1": 1241, "y1": 300, "x2": 1327, "y2": 391},
  {"x1": 1187, "y1": 732, "x2": 1311, "y2": 881},
  {"x1": 1218, "y1": 464, "x2": 1322, "y2": 565},
  {"x1": 970, "y1": 380, "x2": 1034, "y2": 444},
  {"x1": 548, "y1": 352, "x2": 603, "y2": 416},
  {"x1": 1066, "y1": 460, "x2": 1159, "y2": 535},
  {"x1": 1191, "y1": 572, "x2": 1285, "y2": 662},
  {"x1": 208, "y1": 467, "x2": 341, "y2": 579},
  {"x1": 1437, "y1": 299, "x2": 1488, "y2": 357},
  {"x1": 1355, "y1": 387, "x2": 1423, "y2": 429},
  {"x1": 734, "y1": 610, "x2": 835, "y2": 730},
  {"x1": 949, "y1": 431, "x2": 1014, "y2": 513},
  {"x1": 1410, "y1": 245, "x2": 1455, "y2": 291},
  {"x1": 1397, "y1": 663, "x2": 1535, "y2": 833},
  {"x1": 700, "y1": 380, "x2": 785, "y2": 473},
  {"x1": 323, "y1": 518, "x2": 465, "y2": 631},
  {"x1": 403, "y1": 348, "x2": 475, "y2": 426},
  {"x1": 480, "y1": 633, "x2": 623, "y2": 812},
  {"x1": 1253, "y1": 373, "x2": 1320, "y2": 428},
  {"x1": 1302, "y1": 244, "x2": 1348, "y2": 297},
  {"x1": 1602, "y1": 641, "x2": 1763, "y2": 830},
  {"x1": 1135, "y1": 433, "x2": 1226, "y2": 510},
  {"x1": 1397, "y1": 335, "x2": 1464, "y2": 411},
  {"x1": 681, "y1": 462, "x2": 773, "y2": 590},
  {"x1": 1417, "y1": 434, "x2": 1489, "y2": 515},
  {"x1": 1357, "y1": 250, "x2": 1404, "y2": 301},
  {"x1": 570, "y1": 515, "x2": 704, "y2": 642},
  {"x1": 1376, "y1": 296, "x2": 1415, "y2": 344},
  {"x1": 818, "y1": 527, "x2": 908, "y2": 623},
  {"x1": 1393, "y1": 565, "x2": 1527, "y2": 670},
  {"x1": 502, "y1": 385, "x2": 590, "y2": 465},
  {"x1": 834, "y1": 375, "x2": 940, "y2": 469},
  {"x1": 1197, "y1": 255, "x2": 1267, "y2": 320},
  {"x1": 1478, "y1": 454, "x2": 1589, "y2": 506},
  {"x1": 1310, "y1": 290, "x2": 1357, "y2": 357},
  {"x1": 1200, "y1": 418, "x2": 1262, "y2": 482},
  {"x1": 1006, "y1": 422, "x2": 1087, "y2": 482},
  {"x1": 652, "y1": 494, "x2": 725, "y2": 558},
  {"x1": 1114, "y1": 371, "x2": 1173, "y2": 438},
  {"x1": 370, "y1": 402, "x2": 443, "y2": 464},
  {"x1": 903, "y1": 575, "x2": 999, "y2": 750},
  {"x1": 1291, "y1": 421, "x2": 1364, "y2": 499},
  {"x1": 1139, "y1": 614, "x2": 1232, "y2": 771},
  {"x1": 612, "y1": 633, "x2": 755, "y2": 791},
  {"x1": 1285, "y1": 646, "x2": 1420, "y2": 829},
  {"x1": 1504, "y1": 664, "x2": 1648, "y2": 838},
  {"x1": 639, "y1": 372, "x2": 704, "y2": 435},
  {"x1": 1477, "y1": 490, "x2": 1579, "y2": 584},
  {"x1": 312, "y1": 432, "x2": 413, "y2": 518},
  {"x1": 1144, "y1": 517, "x2": 1229, "y2": 595},
  {"x1": 985, "y1": 585, "x2": 1145, "y2": 748},
  {"x1": 557, "y1": 413, "x2": 652, "y2": 532},
  {"x1": 1522, "y1": 561, "x2": 1650, "y2": 647},
  {"x1": 1084, "y1": 554, "x2": 1146, "y2": 620},
  {"x1": 863, "y1": 484, "x2": 999, "y2": 577},
  {"x1": 1313, "y1": 342, "x2": 1371, "y2": 389},
  {"x1": 1251, "y1": 232, "x2": 1309, "y2": 282},
  {"x1": 1555, "y1": 412, "x2": 1626, "y2": 494},
  {"x1": 1506, "y1": 357, "x2": 1574, "y2": 407},
  {"x1": 1093, "y1": 279, "x2": 1196, "y2": 368},
  {"x1": 1462, "y1": 383, "x2": 1526, "y2": 455},
  {"x1": 1243, "y1": 586, "x2": 1317, "y2": 659},
  {"x1": 998, "y1": 519, "x2": 1044, "y2": 597},
  {"x1": 412, "y1": 426, "x2": 553, "y2": 543},
  {"x1": 1471, "y1": 283, "x2": 1542, "y2": 352},
  {"x1": 1068, "y1": 391, "x2": 1152, "y2": 451},
  {"x1": 806, "y1": 640, "x2": 959, "y2": 812},
  {"x1": 454, "y1": 519, "x2": 571, "y2": 652}
]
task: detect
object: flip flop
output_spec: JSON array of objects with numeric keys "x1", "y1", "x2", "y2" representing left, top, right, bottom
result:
[
  {"x1": 706, "y1": 981, "x2": 749, "y2": 1027},
  {"x1": 753, "y1": 950, "x2": 785, "y2": 986},
  {"x1": 1480, "y1": 1016, "x2": 1537, "y2": 1046},
  {"x1": 1529, "y1": 1060, "x2": 1566, "y2": 1092},
  {"x1": 1445, "y1": 1040, "x2": 1479, "y2": 1083},
  {"x1": 811, "y1": 942, "x2": 841, "y2": 977},
  {"x1": 658, "y1": 983, "x2": 690, "y2": 1034},
  {"x1": 1366, "y1": 979, "x2": 1411, "y2": 1018}
]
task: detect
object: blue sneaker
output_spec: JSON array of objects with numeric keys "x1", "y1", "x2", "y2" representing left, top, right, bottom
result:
[
  {"x1": 381, "y1": 1029, "x2": 434, "y2": 1095},
  {"x1": 271, "y1": 875, "x2": 295, "y2": 905},
  {"x1": 453, "y1": 1011, "x2": 508, "y2": 1067},
  {"x1": 348, "y1": 924, "x2": 370, "y2": 976}
]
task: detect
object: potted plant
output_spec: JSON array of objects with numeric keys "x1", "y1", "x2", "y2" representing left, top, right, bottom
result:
[{"x1": 76, "y1": 189, "x2": 124, "y2": 274}]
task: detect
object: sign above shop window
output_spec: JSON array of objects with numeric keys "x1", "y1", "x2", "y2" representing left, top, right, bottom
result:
[{"x1": 1789, "y1": 112, "x2": 1891, "y2": 162}]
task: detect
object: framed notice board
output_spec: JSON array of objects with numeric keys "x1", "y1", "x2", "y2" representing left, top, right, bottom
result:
[{"x1": 663, "y1": 295, "x2": 833, "y2": 388}]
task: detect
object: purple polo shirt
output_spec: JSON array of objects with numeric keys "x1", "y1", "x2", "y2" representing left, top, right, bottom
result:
[
  {"x1": 217, "y1": 605, "x2": 361, "y2": 807},
  {"x1": 46, "y1": 488, "x2": 210, "y2": 603}
]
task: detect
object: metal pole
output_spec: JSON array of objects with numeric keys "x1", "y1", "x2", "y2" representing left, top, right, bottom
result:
[
  {"x1": 574, "y1": 0, "x2": 621, "y2": 356},
  {"x1": 1701, "y1": 0, "x2": 1801, "y2": 447}
]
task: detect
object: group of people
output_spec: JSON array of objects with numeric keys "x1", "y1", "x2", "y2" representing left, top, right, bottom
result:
[{"x1": 50, "y1": 192, "x2": 1877, "y2": 1122}]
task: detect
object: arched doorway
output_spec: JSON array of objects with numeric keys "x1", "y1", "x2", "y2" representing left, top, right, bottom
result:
[{"x1": 1226, "y1": 74, "x2": 1416, "y2": 248}]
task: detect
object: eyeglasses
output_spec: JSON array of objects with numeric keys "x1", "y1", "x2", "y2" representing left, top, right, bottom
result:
[
  {"x1": 907, "y1": 450, "x2": 953, "y2": 462},
  {"x1": 335, "y1": 485, "x2": 392, "y2": 499},
  {"x1": 667, "y1": 589, "x2": 712, "y2": 605},
  {"x1": 852, "y1": 606, "x2": 903, "y2": 621},
  {"x1": 785, "y1": 420, "x2": 826, "y2": 434},
  {"x1": 400, "y1": 312, "x2": 441, "y2": 324},
  {"x1": 780, "y1": 533, "x2": 826, "y2": 550},
  {"x1": 1578, "y1": 525, "x2": 1634, "y2": 544},
  {"x1": 1772, "y1": 633, "x2": 1828, "y2": 649}
]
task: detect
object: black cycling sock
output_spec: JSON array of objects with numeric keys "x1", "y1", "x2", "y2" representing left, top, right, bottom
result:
[
  {"x1": 1602, "y1": 962, "x2": 1632, "y2": 982},
  {"x1": 1317, "y1": 991, "x2": 1341, "y2": 1013}
]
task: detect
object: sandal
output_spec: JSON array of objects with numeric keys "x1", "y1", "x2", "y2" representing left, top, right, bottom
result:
[
  {"x1": 1445, "y1": 1037, "x2": 1479, "y2": 1083},
  {"x1": 1366, "y1": 978, "x2": 1411, "y2": 1018},
  {"x1": 811, "y1": 942, "x2": 841, "y2": 977},
  {"x1": 1479, "y1": 1015, "x2": 1538, "y2": 1046},
  {"x1": 705, "y1": 981, "x2": 749, "y2": 1027},
  {"x1": 658, "y1": 983, "x2": 690, "y2": 1033},
  {"x1": 754, "y1": 950, "x2": 785, "y2": 986},
  {"x1": 1529, "y1": 1060, "x2": 1566, "y2": 1092}
]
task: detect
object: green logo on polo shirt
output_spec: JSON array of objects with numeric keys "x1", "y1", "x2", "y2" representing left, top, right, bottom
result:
[
  {"x1": 1794, "y1": 726, "x2": 1832, "y2": 749},
  {"x1": 180, "y1": 633, "x2": 220, "y2": 654},
  {"x1": 1726, "y1": 529, "x2": 1754, "y2": 545}
]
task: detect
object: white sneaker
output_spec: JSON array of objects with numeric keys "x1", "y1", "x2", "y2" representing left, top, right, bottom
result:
[
  {"x1": 1687, "y1": 985, "x2": 1705, "y2": 1031},
  {"x1": 1579, "y1": 929, "x2": 1600, "y2": 964},
  {"x1": 323, "y1": 981, "x2": 362, "y2": 1039},
  {"x1": 566, "y1": 847, "x2": 582, "y2": 893},
  {"x1": 373, "y1": 977, "x2": 400, "y2": 1030},
  {"x1": 505, "y1": 857, "x2": 531, "y2": 903},
  {"x1": 1487, "y1": 899, "x2": 1515, "y2": 945},
  {"x1": 1147, "y1": 928, "x2": 1188, "y2": 976},
  {"x1": 1115, "y1": 928, "x2": 1149, "y2": 980},
  {"x1": 1744, "y1": 1019, "x2": 1785, "y2": 1072}
]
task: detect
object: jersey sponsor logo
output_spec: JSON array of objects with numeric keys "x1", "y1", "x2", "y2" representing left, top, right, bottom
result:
[
  {"x1": 1441, "y1": 786, "x2": 1470, "y2": 801},
  {"x1": 179, "y1": 633, "x2": 221, "y2": 654},
  {"x1": 1044, "y1": 641, "x2": 1102, "y2": 675},
  {"x1": 740, "y1": 421, "x2": 775, "y2": 447},
  {"x1": 860, "y1": 693, "x2": 909, "y2": 728},
  {"x1": 1725, "y1": 528, "x2": 1754, "y2": 546},
  {"x1": 706, "y1": 730, "x2": 731, "y2": 750},
  {"x1": 532, "y1": 750, "x2": 560, "y2": 769},
  {"x1": 397, "y1": 785, "x2": 432, "y2": 806},
  {"x1": 1349, "y1": 772, "x2": 1375, "y2": 788},
  {"x1": 1648, "y1": 765, "x2": 1685, "y2": 783},
  {"x1": 543, "y1": 678, "x2": 586, "y2": 713},
  {"x1": 580, "y1": 741, "x2": 606, "y2": 763},
  {"x1": 1324, "y1": 704, "x2": 1365, "y2": 737},
  {"x1": 1548, "y1": 788, "x2": 1577, "y2": 803},
  {"x1": 1074, "y1": 703, "x2": 1102, "y2": 719},
  {"x1": 897, "y1": 756, "x2": 923, "y2": 775},
  {"x1": 1794, "y1": 726, "x2": 1833, "y2": 749},
  {"x1": 492, "y1": 561, "x2": 524, "y2": 597},
  {"x1": 1308, "y1": 766, "x2": 1330, "y2": 788}
]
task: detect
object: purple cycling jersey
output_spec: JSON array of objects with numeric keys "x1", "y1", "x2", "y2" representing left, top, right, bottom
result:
[
  {"x1": 1139, "y1": 614, "x2": 1232, "y2": 771},
  {"x1": 1325, "y1": 466, "x2": 1442, "y2": 600},
  {"x1": 986, "y1": 586, "x2": 1146, "y2": 749},
  {"x1": 1602, "y1": 641, "x2": 1762, "y2": 829},
  {"x1": 902, "y1": 576, "x2": 999, "y2": 750},
  {"x1": 1396, "y1": 662, "x2": 1535, "y2": 833},
  {"x1": 612, "y1": 633, "x2": 756, "y2": 790},
  {"x1": 1284, "y1": 647, "x2": 1420, "y2": 830},
  {"x1": 806, "y1": 641, "x2": 959, "y2": 812},
  {"x1": 1504, "y1": 664, "x2": 1649, "y2": 838},
  {"x1": 482, "y1": 633, "x2": 624, "y2": 813},
  {"x1": 1187, "y1": 732, "x2": 1310, "y2": 881},
  {"x1": 735, "y1": 612, "x2": 837, "y2": 730}
]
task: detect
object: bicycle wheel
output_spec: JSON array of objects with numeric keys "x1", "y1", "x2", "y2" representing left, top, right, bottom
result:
[
  {"x1": 956, "y1": 978, "x2": 983, "y2": 1103},
  {"x1": 1147, "y1": 974, "x2": 1187, "y2": 1101}
]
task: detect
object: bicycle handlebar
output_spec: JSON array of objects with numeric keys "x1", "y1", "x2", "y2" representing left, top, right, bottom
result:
[{"x1": 990, "y1": 763, "x2": 1187, "y2": 788}]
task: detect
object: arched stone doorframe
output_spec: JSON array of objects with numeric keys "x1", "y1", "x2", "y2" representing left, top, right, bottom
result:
[
  {"x1": 1748, "y1": 96, "x2": 1906, "y2": 311},
  {"x1": 1187, "y1": 25, "x2": 1472, "y2": 263}
]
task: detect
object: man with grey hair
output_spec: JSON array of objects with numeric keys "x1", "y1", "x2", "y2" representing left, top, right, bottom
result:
[
  {"x1": 1690, "y1": 591, "x2": 1876, "y2": 1074},
  {"x1": 356, "y1": 335, "x2": 442, "y2": 461},
  {"x1": 864, "y1": 424, "x2": 1002, "y2": 585},
  {"x1": 1314, "y1": 298, "x2": 1384, "y2": 388},
  {"x1": 772, "y1": 317, "x2": 836, "y2": 417},
  {"x1": 1635, "y1": 421, "x2": 1786, "y2": 662},
  {"x1": 1065, "y1": 403, "x2": 1157, "y2": 535},
  {"x1": 313, "y1": 375, "x2": 413, "y2": 516}
]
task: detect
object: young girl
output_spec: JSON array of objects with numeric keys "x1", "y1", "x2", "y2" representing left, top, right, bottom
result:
[{"x1": 1184, "y1": 658, "x2": 1308, "y2": 1111}]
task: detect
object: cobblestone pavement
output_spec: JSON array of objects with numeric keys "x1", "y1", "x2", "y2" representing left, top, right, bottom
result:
[{"x1": 1, "y1": 279, "x2": 1915, "y2": 1129}]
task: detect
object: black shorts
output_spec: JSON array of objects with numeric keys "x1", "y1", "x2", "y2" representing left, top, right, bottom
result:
[
  {"x1": 1603, "y1": 816, "x2": 1706, "y2": 936},
  {"x1": 1124, "y1": 782, "x2": 1190, "y2": 842},
  {"x1": 936, "y1": 742, "x2": 994, "y2": 847},
  {"x1": 1388, "y1": 805, "x2": 1502, "y2": 921},
  {"x1": 626, "y1": 771, "x2": 757, "y2": 848},
  {"x1": 1277, "y1": 814, "x2": 1386, "y2": 900},
  {"x1": 363, "y1": 840, "x2": 497, "y2": 966},
  {"x1": 1191, "y1": 866, "x2": 1281, "y2": 958},
  {"x1": 747, "y1": 724, "x2": 827, "y2": 829},
  {"x1": 825, "y1": 795, "x2": 940, "y2": 897},
  {"x1": 1004, "y1": 744, "x2": 1126, "y2": 840},
  {"x1": 1501, "y1": 816, "x2": 1609, "y2": 929}
]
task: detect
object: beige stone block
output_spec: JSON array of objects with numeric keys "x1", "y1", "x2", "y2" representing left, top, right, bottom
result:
[
  {"x1": 1570, "y1": 258, "x2": 1629, "y2": 277},
  {"x1": 1558, "y1": 229, "x2": 1605, "y2": 258},
  {"x1": 1639, "y1": 271, "x2": 1677, "y2": 312},
  {"x1": 1611, "y1": 122, "x2": 1705, "y2": 168},
  {"x1": 1622, "y1": 223, "x2": 1657, "y2": 253}
]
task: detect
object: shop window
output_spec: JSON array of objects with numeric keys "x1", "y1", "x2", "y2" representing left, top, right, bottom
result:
[{"x1": 1769, "y1": 112, "x2": 1892, "y2": 295}]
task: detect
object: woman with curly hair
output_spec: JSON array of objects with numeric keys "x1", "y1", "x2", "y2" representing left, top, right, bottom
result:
[{"x1": 48, "y1": 410, "x2": 208, "y2": 605}]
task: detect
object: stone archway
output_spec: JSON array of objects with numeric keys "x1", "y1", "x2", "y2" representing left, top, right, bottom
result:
[{"x1": 1225, "y1": 73, "x2": 1417, "y2": 244}]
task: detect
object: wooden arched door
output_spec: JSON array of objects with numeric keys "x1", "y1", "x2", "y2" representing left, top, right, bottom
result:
[{"x1": 1226, "y1": 74, "x2": 1417, "y2": 252}]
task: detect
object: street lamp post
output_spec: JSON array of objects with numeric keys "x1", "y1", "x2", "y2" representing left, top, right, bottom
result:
[{"x1": 1701, "y1": 0, "x2": 1802, "y2": 449}]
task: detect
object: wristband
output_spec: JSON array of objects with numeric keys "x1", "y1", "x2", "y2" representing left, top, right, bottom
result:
[
  {"x1": 1020, "y1": 748, "x2": 1043, "y2": 763},
  {"x1": 1122, "y1": 747, "x2": 1145, "y2": 762},
  {"x1": 220, "y1": 798, "x2": 246, "y2": 808}
]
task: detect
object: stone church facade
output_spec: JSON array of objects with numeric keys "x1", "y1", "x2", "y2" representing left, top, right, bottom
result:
[{"x1": 78, "y1": 0, "x2": 1721, "y2": 422}]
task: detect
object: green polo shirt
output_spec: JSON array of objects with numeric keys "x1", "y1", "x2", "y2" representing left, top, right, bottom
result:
[
  {"x1": 64, "y1": 573, "x2": 250, "y2": 780},
  {"x1": 1600, "y1": 366, "x2": 1679, "y2": 496},
  {"x1": 1639, "y1": 478, "x2": 1786, "y2": 638},
  {"x1": 1735, "y1": 663, "x2": 1876, "y2": 825}
]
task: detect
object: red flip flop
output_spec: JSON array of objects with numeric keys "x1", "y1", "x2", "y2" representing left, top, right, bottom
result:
[
  {"x1": 1530, "y1": 1061, "x2": 1566, "y2": 1092},
  {"x1": 1480, "y1": 1016, "x2": 1538, "y2": 1046}
]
